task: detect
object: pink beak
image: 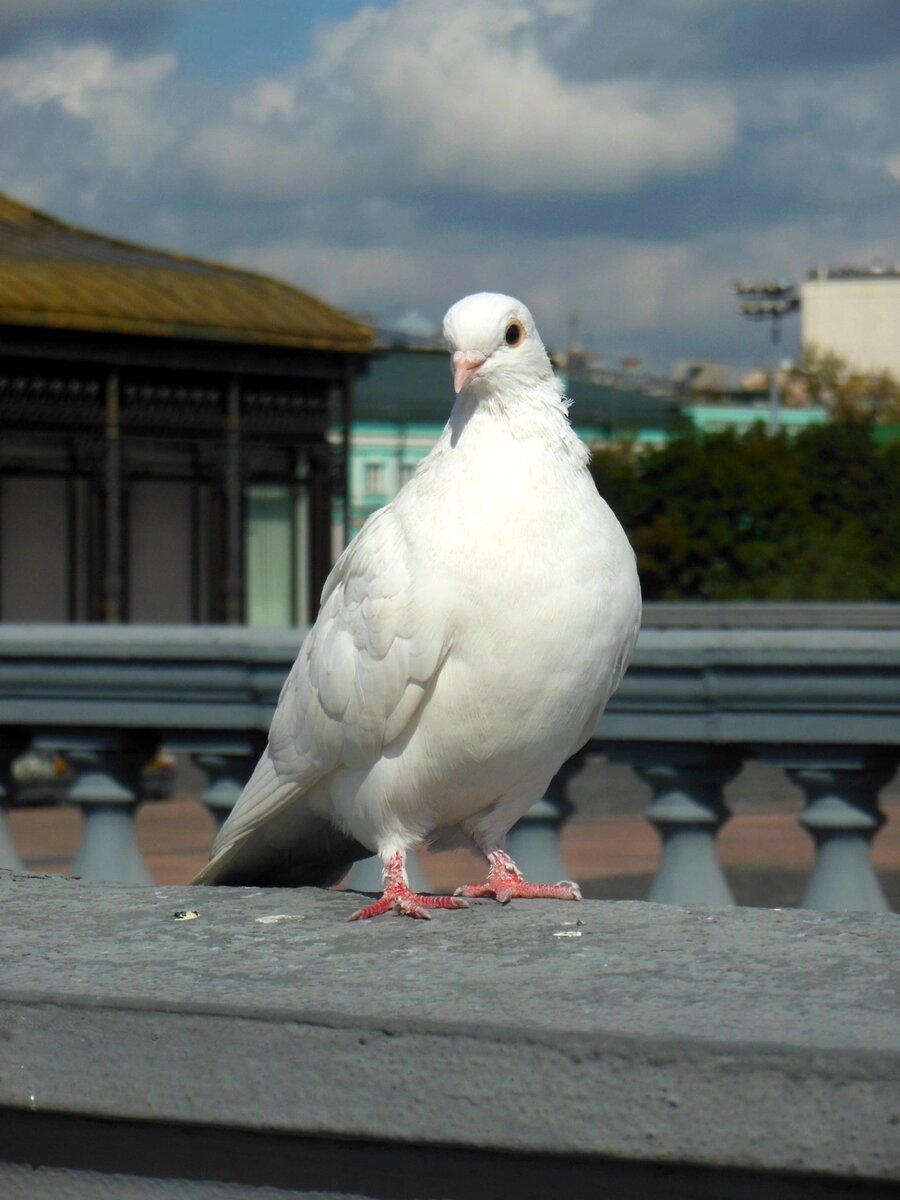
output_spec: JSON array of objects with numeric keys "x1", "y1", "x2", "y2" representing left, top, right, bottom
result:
[{"x1": 452, "y1": 350, "x2": 487, "y2": 394}]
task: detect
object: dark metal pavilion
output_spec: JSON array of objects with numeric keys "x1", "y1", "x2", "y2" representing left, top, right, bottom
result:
[{"x1": 0, "y1": 193, "x2": 373, "y2": 624}]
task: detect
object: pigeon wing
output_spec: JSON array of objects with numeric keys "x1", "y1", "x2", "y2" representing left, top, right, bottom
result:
[{"x1": 198, "y1": 506, "x2": 448, "y2": 879}]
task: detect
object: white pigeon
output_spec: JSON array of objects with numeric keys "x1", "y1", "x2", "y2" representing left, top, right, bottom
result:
[{"x1": 195, "y1": 293, "x2": 641, "y2": 919}]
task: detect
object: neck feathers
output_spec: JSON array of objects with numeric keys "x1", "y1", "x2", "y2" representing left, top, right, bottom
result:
[{"x1": 446, "y1": 377, "x2": 588, "y2": 468}]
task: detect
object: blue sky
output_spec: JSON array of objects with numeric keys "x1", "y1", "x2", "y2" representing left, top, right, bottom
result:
[{"x1": 1, "y1": 0, "x2": 898, "y2": 375}]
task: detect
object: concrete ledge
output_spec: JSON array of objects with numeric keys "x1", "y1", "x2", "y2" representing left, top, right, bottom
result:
[{"x1": 1, "y1": 871, "x2": 899, "y2": 1193}]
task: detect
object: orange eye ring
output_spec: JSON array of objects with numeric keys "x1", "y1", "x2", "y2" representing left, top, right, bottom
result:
[{"x1": 505, "y1": 320, "x2": 524, "y2": 347}]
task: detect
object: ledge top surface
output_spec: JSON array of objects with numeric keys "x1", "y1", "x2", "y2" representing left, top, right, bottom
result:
[
  {"x1": 2, "y1": 872, "x2": 897, "y2": 1054},
  {"x1": 2, "y1": 873, "x2": 899, "y2": 1179}
]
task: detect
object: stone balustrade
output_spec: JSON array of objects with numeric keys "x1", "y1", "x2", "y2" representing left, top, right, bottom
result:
[{"x1": 0, "y1": 604, "x2": 898, "y2": 909}]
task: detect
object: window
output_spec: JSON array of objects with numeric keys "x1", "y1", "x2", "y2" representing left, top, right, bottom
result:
[
  {"x1": 0, "y1": 476, "x2": 69, "y2": 620},
  {"x1": 245, "y1": 485, "x2": 311, "y2": 628},
  {"x1": 399, "y1": 462, "x2": 416, "y2": 487},
  {"x1": 129, "y1": 481, "x2": 193, "y2": 622},
  {"x1": 364, "y1": 462, "x2": 386, "y2": 495}
]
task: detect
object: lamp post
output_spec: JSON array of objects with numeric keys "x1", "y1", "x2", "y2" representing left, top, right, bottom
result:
[{"x1": 733, "y1": 280, "x2": 800, "y2": 435}]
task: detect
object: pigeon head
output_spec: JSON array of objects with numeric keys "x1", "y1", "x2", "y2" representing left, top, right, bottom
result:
[{"x1": 442, "y1": 293, "x2": 555, "y2": 397}]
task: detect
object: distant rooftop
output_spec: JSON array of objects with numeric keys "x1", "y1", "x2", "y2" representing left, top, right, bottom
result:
[
  {"x1": 0, "y1": 192, "x2": 373, "y2": 353},
  {"x1": 808, "y1": 264, "x2": 900, "y2": 281},
  {"x1": 355, "y1": 345, "x2": 681, "y2": 432}
]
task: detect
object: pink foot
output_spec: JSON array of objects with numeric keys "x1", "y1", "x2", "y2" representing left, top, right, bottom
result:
[
  {"x1": 347, "y1": 851, "x2": 469, "y2": 921},
  {"x1": 456, "y1": 878, "x2": 582, "y2": 904},
  {"x1": 349, "y1": 888, "x2": 468, "y2": 922},
  {"x1": 454, "y1": 849, "x2": 582, "y2": 905}
]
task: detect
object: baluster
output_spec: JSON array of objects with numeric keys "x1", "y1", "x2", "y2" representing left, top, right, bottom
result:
[
  {"x1": 191, "y1": 741, "x2": 258, "y2": 830},
  {"x1": 52, "y1": 732, "x2": 159, "y2": 884},
  {"x1": 0, "y1": 802, "x2": 22, "y2": 871},
  {"x1": 0, "y1": 729, "x2": 30, "y2": 871},
  {"x1": 506, "y1": 752, "x2": 583, "y2": 883},
  {"x1": 785, "y1": 754, "x2": 894, "y2": 913},
  {"x1": 628, "y1": 744, "x2": 741, "y2": 906}
]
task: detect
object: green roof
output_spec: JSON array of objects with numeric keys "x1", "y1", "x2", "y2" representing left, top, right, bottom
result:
[
  {"x1": 355, "y1": 346, "x2": 680, "y2": 431},
  {"x1": 0, "y1": 193, "x2": 373, "y2": 354}
]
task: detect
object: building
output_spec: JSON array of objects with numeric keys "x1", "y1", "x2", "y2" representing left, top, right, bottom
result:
[
  {"x1": 672, "y1": 360, "x2": 734, "y2": 395},
  {"x1": 0, "y1": 193, "x2": 373, "y2": 626},
  {"x1": 802, "y1": 267, "x2": 900, "y2": 378},
  {"x1": 682, "y1": 403, "x2": 825, "y2": 435}
]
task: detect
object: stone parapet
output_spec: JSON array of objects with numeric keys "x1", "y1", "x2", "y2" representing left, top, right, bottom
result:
[{"x1": 1, "y1": 872, "x2": 898, "y2": 1196}]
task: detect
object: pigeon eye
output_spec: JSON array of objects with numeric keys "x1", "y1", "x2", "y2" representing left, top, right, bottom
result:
[{"x1": 504, "y1": 320, "x2": 524, "y2": 347}]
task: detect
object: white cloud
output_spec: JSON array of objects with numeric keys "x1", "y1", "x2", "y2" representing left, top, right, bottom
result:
[
  {"x1": 224, "y1": 194, "x2": 900, "y2": 375},
  {"x1": 1, "y1": 0, "x2": 895, "y2": 375},
  {"x1": 227, "y1": 220, "x2": 693, "y2": 351},
  {"x1": 232, "y1": 79, "x2": 296, "y2": 124},
  {"x1": 0, "y1": 41, "x2": 176, "y2": 177},
  {"x1": 386, "y1": 308, "x2": 440, "y2": 338},
  {"x1": 186, "y1": 0, "x2": 737, "y2": 200}
]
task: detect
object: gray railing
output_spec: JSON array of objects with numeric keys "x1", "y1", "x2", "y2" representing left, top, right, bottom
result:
[{"x1": 1, "y1": 604, "x2": 898, "y2": 910}]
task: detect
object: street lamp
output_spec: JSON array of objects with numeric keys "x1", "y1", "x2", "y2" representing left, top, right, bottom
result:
[{"x1": 733, "y1": 280, "x2": 800, "y2": 434}]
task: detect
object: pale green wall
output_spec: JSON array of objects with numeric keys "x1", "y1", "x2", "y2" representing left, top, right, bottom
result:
[
  {"x1": 245, "y1": 486, "x2": 311, "y2": 628},
  {"x1": 685, "y1": 404, "x2": 826, "y2": 433}
]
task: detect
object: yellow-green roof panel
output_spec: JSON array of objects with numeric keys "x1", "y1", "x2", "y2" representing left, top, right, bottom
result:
[{"x1": 0, "y1": 193, "x2": 374, "y2": 354}]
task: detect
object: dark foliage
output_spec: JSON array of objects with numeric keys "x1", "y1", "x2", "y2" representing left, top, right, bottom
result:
[{"x1": 590, "y1": 421, "x2": 900, "y2": 600}]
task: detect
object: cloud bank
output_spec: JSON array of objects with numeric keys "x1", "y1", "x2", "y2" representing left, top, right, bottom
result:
[{"x1": 0, "y1": 0, "x2": 897, "y2": 369}]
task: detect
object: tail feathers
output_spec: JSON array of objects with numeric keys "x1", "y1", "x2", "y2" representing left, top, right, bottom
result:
[
  {"x1": 194, "y1": 817, "x2": 370, "y2": 888},
  {"x1": 207, "y1": 747, "x2": 299, "y2": 863},
  {"x1": 193, "y1": 748, "x2": 371, "y2": 888}
]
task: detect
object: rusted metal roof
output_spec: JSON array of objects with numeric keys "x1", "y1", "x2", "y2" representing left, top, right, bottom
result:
[{"x1": 0, "y1": 193, "x2": 373, "y2": 354}]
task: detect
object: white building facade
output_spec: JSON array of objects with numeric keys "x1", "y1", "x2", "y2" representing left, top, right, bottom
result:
[{"x1": 801, "y1": 270, "x2": 900, "y2": 378}]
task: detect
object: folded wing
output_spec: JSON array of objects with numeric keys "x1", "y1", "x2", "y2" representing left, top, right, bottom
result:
[{"x1": 195, "y1": 507, "x2": 448, "y2": 886}]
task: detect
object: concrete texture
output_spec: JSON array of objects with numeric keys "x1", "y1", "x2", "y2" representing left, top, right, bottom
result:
[{"x1": 1, "y1": 869, "x2": 899, "y2": 1194}]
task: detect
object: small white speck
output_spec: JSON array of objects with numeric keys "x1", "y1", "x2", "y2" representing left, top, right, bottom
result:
[
  {"x1": 255, "y1": 914, "x2": 306, "y2": 925},
  {"x1": 173, "y1": 910, "x2": 199, "y2": 922},
  {"x1": 553, "y1": 930, "x2": 582, "y2": 939}
]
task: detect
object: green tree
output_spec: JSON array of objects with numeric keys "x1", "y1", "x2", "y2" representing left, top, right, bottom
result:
[
  {"x1": 590, "y1": 422, "x2": 900, "y2": 601},
  {"x1": 787, "y1": 346, "x2": 900, "y2": 425}
]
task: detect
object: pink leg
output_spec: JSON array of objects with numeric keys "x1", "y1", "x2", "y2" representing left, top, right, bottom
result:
[
  {"x1": 348, "y1": 851, "x2": 469, "y2": 921},
  {"x1": 455, "y1": 848, "x2": 582, "y2": 905}
]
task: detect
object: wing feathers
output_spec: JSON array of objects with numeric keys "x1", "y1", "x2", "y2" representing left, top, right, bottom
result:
[
  {"x1": 269, "y1": 506, "x2": 446, "y2": 776},
  {"x1": 196, "y1": 504, "x2": 448, "y2": 885}
]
